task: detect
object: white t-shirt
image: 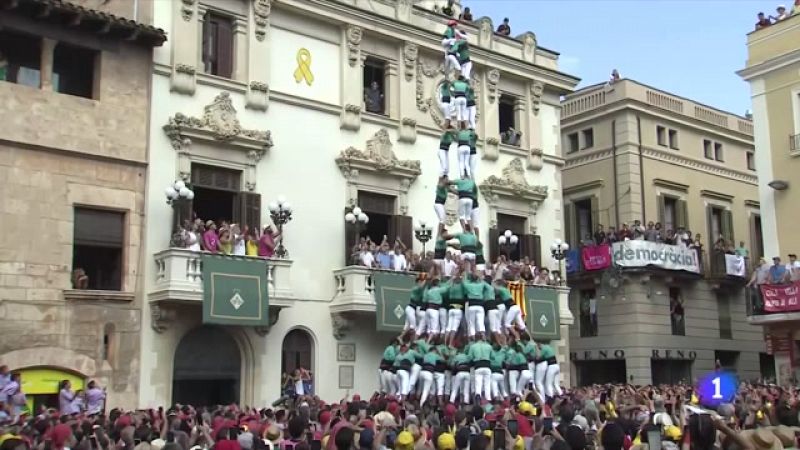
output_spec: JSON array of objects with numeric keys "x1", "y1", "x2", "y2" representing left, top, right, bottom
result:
[
  {"x1": 392, "y1": 254, "x2": 407, "y2": 271},
  {"x1": 360, "y1": 251, "x2": 375, "y2": 268},
  {"x1": 443, "y1": 259, "x2": 458, "y2": 277},
  {"x1": 233, "y1": 234, "x2": 246, "y2": 256}
]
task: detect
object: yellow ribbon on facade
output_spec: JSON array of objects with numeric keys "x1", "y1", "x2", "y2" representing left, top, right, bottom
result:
[{"x1": 293, "y1": 48, "x2": 314, "y2": 85}]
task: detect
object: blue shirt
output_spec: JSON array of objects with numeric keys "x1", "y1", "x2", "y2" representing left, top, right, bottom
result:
[
  {"x1": 769, "y1": 265, "x2": 787, "y2": 283},
  {"x1": 376, "y1": 252, "x2": 393, "y2": 269}
]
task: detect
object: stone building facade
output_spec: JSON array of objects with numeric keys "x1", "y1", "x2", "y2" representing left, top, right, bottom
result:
[{"x1": 0, "y1": 1, "x2": 165, "y2": 409}]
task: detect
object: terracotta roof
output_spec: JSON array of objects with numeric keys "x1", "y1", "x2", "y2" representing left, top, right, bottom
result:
[{"x1": 3, "y1": 0, "x2": 167, "y2": 47}]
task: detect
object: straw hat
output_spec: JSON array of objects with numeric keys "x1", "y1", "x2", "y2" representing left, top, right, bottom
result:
[
  {"x1": 739, "y1": 428, "x2": 784, "y2": 450},
  {"x1": 770, "y1": 425, "x2": 799, "y2": 448}
]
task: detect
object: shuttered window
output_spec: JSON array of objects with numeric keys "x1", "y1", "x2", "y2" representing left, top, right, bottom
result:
[
  {"x1": 202, "y1": 12, "x2": 234, "y2": 79},
  {"x1": 73, "y1": 208, "x2": 125, "y2": 291}
]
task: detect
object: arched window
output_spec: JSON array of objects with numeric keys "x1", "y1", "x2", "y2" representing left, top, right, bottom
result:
[
  {"x1": 173, "y1": 326, "x2": 240, "y2": 405},
  {"x1": 281, "y1": 329, "x2": 313, "y2": 377}
]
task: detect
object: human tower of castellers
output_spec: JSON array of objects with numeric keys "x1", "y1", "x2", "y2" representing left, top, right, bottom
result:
[{"x1": 377, "y1": 19, "x2": 562, "y2": 409}]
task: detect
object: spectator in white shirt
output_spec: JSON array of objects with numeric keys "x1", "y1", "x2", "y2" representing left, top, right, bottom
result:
[
  {"x1": 359, "y1": 244, "x2": 376, "y2": 268},
  {"x1": 232, "y1": 224, "x2": 246, "y2": 256},
  {"x1": 443, "y1": 252, "x2": 458, "y2": 277},
  {"x1": 771, "y1": 4, "x2": 789, "y2": 21},
  {"x1": 392, "y1": 245, "x2": 407, "y2": 271}
]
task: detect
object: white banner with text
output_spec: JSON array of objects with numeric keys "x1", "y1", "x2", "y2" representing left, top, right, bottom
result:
[{"x1": 612, "y1": 240, "x2": 701, "y2": 273}]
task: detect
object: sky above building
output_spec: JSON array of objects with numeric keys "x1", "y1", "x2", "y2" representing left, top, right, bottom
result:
[{"x1": 465, "y1": 0, "x2": 770, "y2": 116}]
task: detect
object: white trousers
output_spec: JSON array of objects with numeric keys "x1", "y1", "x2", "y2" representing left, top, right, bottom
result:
[
  {"x1": 440, "y1": 101, "x2": 453, "y2": 121},
  {"x1": 438, "y1": 149, "x2": 449, "y2": 177},
  {"x1": 447, "y1": 308, "x2": 463, "y2": 333},
  {"x1": 446, "y1": 54, "x2": 461, "y2": 73},
  {"x1": 504, "y1": 304, "x2": 526, "y2": 330},
  {"x1": 470, "y1": 206, "x2": 480, "y2": 226},
  {"x1": 517, "y1": 369, "x2": 533, "y2": 396},
  {"x1": 382, "y1": 370, "x2": 397, "y2": 395},
  {"x1": 454, "y1": 97, "x2": 467, "y2": 122},
  {"x1": 458, "y1": 197, "x2": 473, "y2": 222},
  {"x1": 409, "y1": 363, "x2": 422, "y2": 390},
  {"x1": 488, "y1": 308, "x2": 503, "y2": 333},
  {"x1": 509, "y1": 370, "x2": 520, "y2": 396},
  {"x1": 468, "y1": 105, "x2": 477, "y2": 129},
  {"x1": 466, "y1": 304, "x2": 485, "y2": 336},
  {"x1": 534, "y1": 361, "x2": 548, "y2": 395},
  {"x1": 491, "y1": 372, "x2": 507, "y2": 400},
  {"x1": 420, "y1": 371, "x2": 434, "y2": 406},
  {"x1": 434, "y1": 372, "x2": 445, "y2": 396},
  {"x1": 434, "y1": 203, "x2": 446, "y2": 222},
  {"x1": 404, "y1": 305, "x2": 417, "y2": 331},
  {"x1": 450, "y1": 371, "x2": 471, "y2": 404},
  {"x1": 416, "y1": 308, "x2": 427, "y2": 335},
  {"x1": 426, "y1": 308, "x2": 441, "y2": 334},
  {"x1": 444, "y1": 370, "x2": 452, "y2": 396},
  {"x1": 439, "y1": 309, "x2": 448, "y2": 334},
  {"x1": 461, "y1": 61, "x2": 473, "y2": 80},
  {"x1": 474, "y1": 367, "x2": 492, "y2": 401},
  {"x1": 397, "y1": 369, "x2": 411, "y2": 396},
  {"x1": 457, "y1": 145, "x2": 471, "y2": 178},
  {"x1": 469, "y1": 154, "x2": 478, "y2": 179},
  {"x1": 545, "y1": 363, "x2": 563, "y2": 398}
]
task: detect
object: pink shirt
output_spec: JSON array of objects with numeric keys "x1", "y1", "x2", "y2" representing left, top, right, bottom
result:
[
  {"x1": 204, "y1": 229, "x2": 220, "y2": 253},
  {"x1": 259, "y1": 233, "x2": 275, "y2": 258}
]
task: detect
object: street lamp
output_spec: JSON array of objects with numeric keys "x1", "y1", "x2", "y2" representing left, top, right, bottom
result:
[
  {"x1": 550, "y1": 239, "x2": 570, "y2": 286},
  {"x1": 268, "y1": 195, "x2": 293, "y2": 258},
  {"x1": 164, "y1": 179, "x2": 194, "y2": 205},
  {"x1": 414, "y1": 220, "x2": 433, "y2": 255},
  {"x1": 165, "y1": 180, "x2": 195, "y2": 247},
  {"x1": 345, "y1": 206, "x2": 370, "y2": 241},
  {"x1": 497, "y1": 229, "x2": 519, "y2": 257}
]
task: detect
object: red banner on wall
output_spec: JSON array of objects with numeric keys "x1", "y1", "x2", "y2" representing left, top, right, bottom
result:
[
  {"x1": 761, "y1": 281, "x2": 800, "y2": 313},
  {"x1": 581, "y1": 244, "x2": 612, "y2": 271}
]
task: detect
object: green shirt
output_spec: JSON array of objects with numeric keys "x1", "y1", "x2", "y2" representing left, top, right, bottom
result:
[
  {"x1": 454, "y1": 40, "x2": 470, "y2": 61},
  {"x1": 443, "y1": 27, "x2": 456, "y2": 39},
  {"x1": 463, "y1": 278, "x2": 485, "y2": 301},
  {"x1": 447, "y1": 280, "x2": 465, "y2": 300},
  {"x1": 483, "y1": 283, "x2": 495, "y2": 301},
  {"x1": 410, "y1": 285, "x2": 424, "y2": 307},
  {"x1": 454, "y1": 178, "x2": 476, "y2": 195},
  {"x1": 467, "y1": 85, "x2": 475, "y2": 102},
  {"x1": 505, "y1": 348, "x2": 527, "y2": 366},
  {"x1": 457, "y1": 128, "x2": 472, "y2": 145},
  {"x1": 469, "y1": 130, "x2": 478, "y2": 148},
  {"x1": 394, "y1": 349, "x2": 418, "y2": 367},
  {"x1": 424, "y1": 286, "x2": 445, "y2": 305},
  {"x1": 453, "y1": 352, "x2": 471, "y2": 369},
  {"x1": 496, "y1": 286, "x2": 513, "y2": 304},
  {"x1": 456, "y1": 232, "x2": 478, "y2": 253},
  {"x1": 522, "y1": 341, "x2": 538, "y2": 360},
  {"x1": 440, "y1": 81, "x2": 453, "y2": 99},
  {"x1": 452, "y1": 79, "x2": 469, "y2": 95},
  {"x1": 437, "y1": 344, "x2": 451, "y2": 360},
  {"x1": 423, "y1": 352, "x2": 443, "y2": 367},
  {"x1": 472, "y1": 185, "x2": 480, "y2": 206},
  {"x1": 435, "y1": 238, "x2": 447, "y2": 251},
  {"x1": 490, "y1": 348, "x2": 507, "y2": 370},
  {"x1": 415, "y1": 339, "x2": 432, "y2": 355},
  {"x1": 539, "y1": 344, "x2": 556, "y2": 359},
  {"x1": 383, "y1": 345, "x2": 398, "y2": 362},
  {"x1": 436, "y1": 185, "x2": 448, "y2": 204},
  {"x1": 468, "y1": 341, "x2": 492, "y2": 362},
  {"x1": 440, "y1": 130, "x2": 455, "y2": 148}
]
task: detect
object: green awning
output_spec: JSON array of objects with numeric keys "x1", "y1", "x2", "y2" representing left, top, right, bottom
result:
[
  {"x1": 373, "y1": 271, "x2": 415, "y2": 332},
  {"x1": 201, "y1": 254, "x2": 269, "y2": 326},
  {"x1": 526, "y1": 286, "x2": 561, "y2": 341}
]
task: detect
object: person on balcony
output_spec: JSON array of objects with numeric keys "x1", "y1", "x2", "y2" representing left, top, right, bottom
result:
[
  {"x1": 219, "y1": 228, "x2": 233, "y2": 255},
  {"x1": 232, "y1": 224, "x2": 246, "y2": 256},
  {"x1": 203, "y1": 220, "x2": 220, "y2": 253},
  {"x1": 258, "y1": 224, "x2": 281, "y2": 258},
  {"x1": 769, "y1": 257, "x2": 790, "y2": 284}
]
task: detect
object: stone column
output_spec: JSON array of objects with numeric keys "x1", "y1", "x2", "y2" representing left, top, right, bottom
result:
[
  {"x1": 514, "y1": 96, "x2": 528, "y2": 149},
  {"x1": 526, "y1": 81, "x2": 545, "y2": 170},
  {"x1": 398, "y1": 42, "x2": 418, "y2": 144},
  {"x1": 481, "y1": 69, "x2": 500, "y2": 161},
  {"x1": 340, "y1": 25, "x2": 363, "y2": 131},
  {"x1": 386, "y1": 61, "x2": 400, "y2": 119},
  {"x1": 246, "y1": 0, "x2": 271, "y2": 111},
  {"x1": 40, "y1": 38, "x2": 56, "y2": 91},
  {"x1": 171, "y1": 0, "x2": 200, "y2": 95},
  {"x1": 555, "y1": 286, "x2": 574, "y2": 387}
]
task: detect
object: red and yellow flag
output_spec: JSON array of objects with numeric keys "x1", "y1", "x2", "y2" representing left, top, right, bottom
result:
[{"x1": 508, "y1": 280, "x2": 526, "y2": 318}]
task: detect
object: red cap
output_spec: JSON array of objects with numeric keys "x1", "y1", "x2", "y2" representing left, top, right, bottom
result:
[
  {"x1": 444, "y1": 403, "x2": 457, "y2": 418},
  {"x1": 447, "y1": 19, "x2": 458, "y2": 26},
  {"x1": 319, "y1": 410, "x2": 332, "y2": 425},
  {"x1": 387, "y1": 401, "x2": 400, "y2": 416}
]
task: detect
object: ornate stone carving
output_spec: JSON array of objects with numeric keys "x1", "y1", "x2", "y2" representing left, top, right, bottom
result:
[
  {"x1": 480, "y1": 158, "x2": 549, "y2": 202},
  {"x1": 531, "y1": 81, "x2": 544, "y2": 115},
  {"x1": 416, "y1": 58, "x2": 444, "y2": 113},
  {"x1": 331, "y1": 313, "x2": 353, "y2": 340},
  {"x1": 487, "y1": 69, "x2": 500, "y2": 103},
  {"x1": 337, "y1": 129, "x2": 421, "y2": 174},
  {"x1": 398, "y1": 117, "x2": 417, "y2": 144},
  {"x1": 403, "y1": 42, "x2": 418, "y2": 82},
  {"x1": 478, "y1": 17, "x2": 493, "y2": 47},
  {"x1": 246, "y1": 81, "x2": 270, "y2": 111},
  {"x1": 253, "y1": 0, "x2": 271, "y2": 41},
  {"x1": 150, "y1": 303, "x2": 175, "y2": 333},
  {"x1": 528, "y1": 147, "x2": 544, "y2": 171},
  {"x1": 164, "y1": 92, "x2": 274, "y2": 157},
  {"x1": 483, "y1": 137, "x2": 499, "y2": 161},
  {"x1": 346, "y1": 25, "x2": 362, "y2": 67},
  {"x1": 180, "y1": 0, "x2": 195, "y2": 21},
  {"x1": 171, "y1": 64, "x2": 196, "y2": 95},
  {"x1": 340, "y1": 104, "x2": 362, "y2": 131},
  {"x1": 521, "y1": 32, "x2": 537, "y2": 62},
  {"x1": 396, "y1": 0, "x2": 412, "y2": 21}
]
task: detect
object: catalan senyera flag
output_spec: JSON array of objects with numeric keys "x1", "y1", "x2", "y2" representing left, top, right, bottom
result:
[{"x1": 508, "y1": 280, "x2": 526, "y2": 319}]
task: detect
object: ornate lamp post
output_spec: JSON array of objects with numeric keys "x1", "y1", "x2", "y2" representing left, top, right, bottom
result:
[
  {"x1": 414, "y1": 220, "x2": 433, "y2": 255},
  {"x1": 550, "y1": 239, "x2": 570, "y2": 286},
  {"x1": 165, "y1": 180, "x2": 194, "y2": 247},
  {"x1": 345, "y1": 206, "x2": 370, "y2": 241},
  {"x1": 498, "y1": 229, "x2": 519, "y2": 257},
  {"x1": 267, "y1": 196, "x2": 293, "y2": 258}
]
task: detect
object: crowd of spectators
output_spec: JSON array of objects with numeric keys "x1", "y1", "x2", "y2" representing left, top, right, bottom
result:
[
  {"x1": 755, "y1": 1, "x2": 800, "y2": 29},
  {"x1": 580, "y1": 222, "x2": 704, "y2": 252},
  {"x1": 171, "y1": 217, "x2": 282, "y2": 259},
  {"x1": 435, "y1": 2, "x2": 512, "y2": 37},
  {"x1": 747, "y1": 253, "x2": 800, "y2": 313},
  {"x1": 3, "y1": 378, "x2": 800, "y2": 450}
]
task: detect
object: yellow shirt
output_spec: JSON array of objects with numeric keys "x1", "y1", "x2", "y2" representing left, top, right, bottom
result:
[{"x1": 246, "y1": 240, "x2": 258, "y2": 256}]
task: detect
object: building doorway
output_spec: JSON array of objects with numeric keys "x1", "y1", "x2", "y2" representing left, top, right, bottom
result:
[
  {"x1": 281, "y1": 329, "x2": 314, "y2": 395},
  {"x1": 173, "y1": 326, "x2": 240, "y2": 406},
  {"x1": 651, "y1": 359, "x2": 692, "y2": 385},
  {"x1": 573, "y1": 360, "x2": 626, "y2": 385}
]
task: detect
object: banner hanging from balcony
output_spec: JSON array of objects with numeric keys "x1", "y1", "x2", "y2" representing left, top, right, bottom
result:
[
  {"x1": 525, "y1": 286, "x2": 561, "y2": 341},
  {"x1": 201, "y1": 254, "x2": 269, "y2": 326},
  {"x1": 724, "y1": 255, "x2": 747, "y2": 277},
  {"x1": 760, "y1": 281, "x2": 800, "y2": 313},
  {"x1": 582, "y1": 244, "x2": 612, "y2": 271},
  {"x1": 373, "y1": 271, "x2": 415, "y2": 332},
  {"x1": 612, "y1": 241, "x2": 700, "y2": 273},
  {"x1": 565, "y1": 249, "x2": 579, "y2": 274}
]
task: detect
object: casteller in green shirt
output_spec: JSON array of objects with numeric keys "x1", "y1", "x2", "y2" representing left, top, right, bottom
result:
[
  {"x1": 468, "y1": 340, "x2": 492, "y2": 363},
  {"x1": 462, "y1": 277, "x2": 485, "y2": 301},
  {"x1": 539, "y1": 343, "x2": 556, "y2": 360}
]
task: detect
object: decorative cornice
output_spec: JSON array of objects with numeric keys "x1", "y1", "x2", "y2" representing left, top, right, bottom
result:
[
  {"x1": 181, "y1": 0, "x2": 195, "y2": 21},
  {"x1": 403, "y1": 42, "x2": 418, "y2": 82},
  {"x1": 744, "y1": 199, "x2": 761, "y2": 209},
  {"x1": 737, "y1": 47, "x2": 800, "y2": 81},
  {"x1": 642, "y1": 147, "x2": 757, "y2": 185},
  {"x1": 564, "y1": 179, "x2": 604, "y2": 196},
  {"x1": 564, "y1": 148, "x2": 613, "y2": 168},
  {"x1": 653, "y1": 178, "x2": 689, "y2": 192},
  {"x1": 163, "y1": 92, "x2": 274, "y2": 158},
  {"x1": 531, "y1": 81, "x2": 544, "y2": 115},
  {"x1": 480, "y1": 158, "x2": 548, "y2": 203},
  {"x1": 700, "y1": 189, "x2": 734, "y2": 202},
  {"x1": 336, "y1": 129, "x2": 421, "y2": 179},
  {"x1": 346, "y1": 25, "x2": 363, "y2": 67}
]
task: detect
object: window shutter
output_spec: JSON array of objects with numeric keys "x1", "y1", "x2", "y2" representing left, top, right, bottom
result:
[
  {"x1": 564, "y1": 203, "x2": 575, "y2": 248},
  {"x1": 74, "y1": 209, "x2": 125, "y2": 247},
  {"x1": 216, "y1": 17, "x2": 234, "y2": 78},
  {"x1": 590, "y1": 196, "x2": 599, "y2": 230},
  {"x1": 389, "y1": 215, "x2": 413, "y2": 249},
  {"x1": 201, "y1": 13, "x2": 212, "y2": 70},
  {"x1": 676, "y1": 199, "x2": 688, "y2": 230},
  {"x1": 521, "y1": 234, "x2": 542, "y2": 268},
  {"x1": 488, "y1": 228, "x2": 500, "y2": 264},
  {"x1": 706, "y1": 206, "x2": 714, "y2": 249},
  {"x1": 345, "y1": 208, "x2": 357, "y2": 266},
  {"x1": 238, "y1": 192, "x2": 261, "y2": 233},
  {"x1": 657, "y1": 195, "x2": 665, "y2": 225},
  {"x1": 532, "y1": 234, "x2": 542, "y2": 268},
  {"x1": 722, "y1": 209, "x2": 734, "y2": 244}
]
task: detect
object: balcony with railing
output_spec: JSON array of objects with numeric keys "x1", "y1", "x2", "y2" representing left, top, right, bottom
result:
[
  {"x1": 746, "y1": 281, "x2": 800, "y2": 324},
  {"x1": 704, "y1": 250, "x2": 750, "y2": 288},
  {"x1": 149, "y1": 248, "x2": 295, "y2": 306}
]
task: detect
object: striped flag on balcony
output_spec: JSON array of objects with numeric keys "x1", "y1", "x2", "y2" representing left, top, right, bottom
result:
[{"x1": 508, "y1": 280, "x2": 526, "y2": 319}]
